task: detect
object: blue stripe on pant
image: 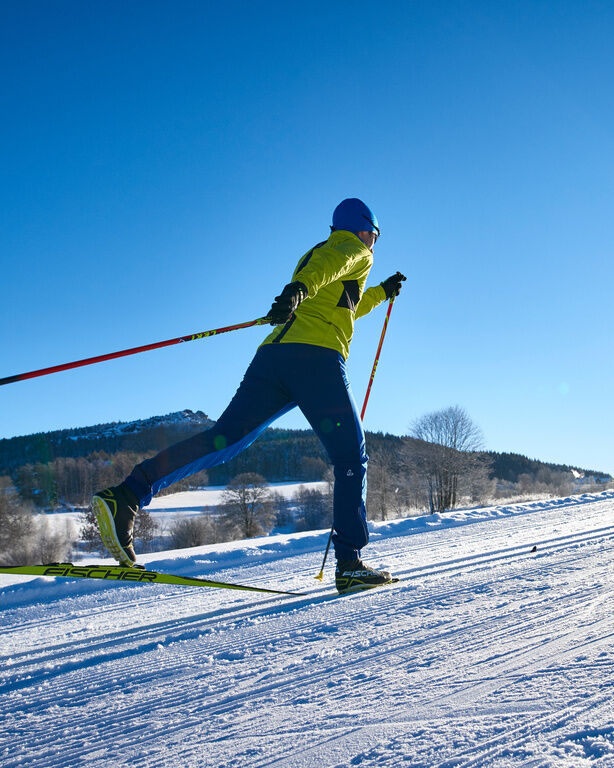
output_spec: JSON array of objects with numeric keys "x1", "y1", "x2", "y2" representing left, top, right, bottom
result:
[{"x1": 124, "y1": 343, "x2": 369, "y2": 561}]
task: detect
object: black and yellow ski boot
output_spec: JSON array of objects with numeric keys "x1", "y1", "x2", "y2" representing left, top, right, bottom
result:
[
  {"x1": 91, "y1": 484, "x2": 140, "y2": 567},
  {"x1": 335, "y1": 558, "x2": 393, "y2": 594}
]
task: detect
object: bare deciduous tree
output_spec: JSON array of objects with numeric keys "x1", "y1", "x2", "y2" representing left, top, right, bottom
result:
[
  {"x1": 133, "y1": 508, "x2": 158, "y2": 552},
  {"x1": 1, "y1": 476, "x2": 75, "y2": 565},
  {"x1": 219, "y1": 473, "x2": 274, "y2": 539},
  {"x1": 412, "y1": 405, "x2": 483, "y2": 452},
  {"x1": 409, "y1": 406, "x2": 492, "y2": 513},
  {"x1": 367, "y1": 462, "x2": 398, "y2": 521},
  {"x1": 168, "y1": 514, "x2": 230, "y2": 549},
  {"x1": 294, "y1": 486, "x2": 332, "y2": 531},
  {"x1": 80, "y1": 505, "x2": 102, "y2": 552},
  {"x1": 0, "y1": 476, "x2": 36, "y2": 564}
]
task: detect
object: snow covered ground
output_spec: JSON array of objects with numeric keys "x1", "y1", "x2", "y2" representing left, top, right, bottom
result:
[
  {"x1": 2, "y1": 490, "x2": 614, "y2": 767},
  {"x1": 39, "y1": 481, "x2": 329, "y2": 534}
]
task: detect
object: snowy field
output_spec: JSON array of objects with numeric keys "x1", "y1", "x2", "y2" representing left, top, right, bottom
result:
[
  {"x1": 2, "y1": 490, "x2": 614, "y2": 767},
  {"x1": 40, "y1": 481, "x2": 329, "y2": 535}
]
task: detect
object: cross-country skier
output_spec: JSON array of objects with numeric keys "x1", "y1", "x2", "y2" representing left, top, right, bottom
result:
[{"x1": 92, "y1": 198, "x2": 406, "y2": 593}]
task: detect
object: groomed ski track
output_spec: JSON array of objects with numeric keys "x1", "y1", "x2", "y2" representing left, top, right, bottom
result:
[{"x1": 1, "y1": 491, "x2": 614, "y2": 767}]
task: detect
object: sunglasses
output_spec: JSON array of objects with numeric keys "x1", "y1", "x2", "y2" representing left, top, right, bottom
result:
[{"x1": 363, "y1": 215, "x2": 381, "y2": 240}]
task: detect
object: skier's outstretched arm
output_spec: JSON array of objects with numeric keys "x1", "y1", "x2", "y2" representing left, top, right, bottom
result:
[{"x1": 355, "y1": 272, "x2": 406, "y2": 318}]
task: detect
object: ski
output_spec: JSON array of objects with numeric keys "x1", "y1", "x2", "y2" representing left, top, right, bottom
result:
[{"x1": 0, "y1": 562, "x2": 304, "y2": 596}]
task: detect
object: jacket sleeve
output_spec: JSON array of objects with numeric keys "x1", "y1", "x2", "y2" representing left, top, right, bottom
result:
[
  {"x1": 293, "y1": 243, "x2": 360, "y2": 297},
  {"x1": 355, "y1": 285, "x2": 387, "y2": 318}
]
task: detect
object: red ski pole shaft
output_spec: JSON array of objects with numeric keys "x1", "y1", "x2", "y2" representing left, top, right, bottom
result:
[
  {"x1": 315, "y1": 296, "x2": 396, "y2": 580},
  {"x1": 360, "y1": 296, "x2": 395, "y2": 421},
  {"x1": 0, "y1": 316, "x2": 271, "y2": 387}
]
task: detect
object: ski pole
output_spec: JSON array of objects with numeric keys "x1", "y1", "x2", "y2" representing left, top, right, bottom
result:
[
  {"x1": 315, "y1": 296, "x2": 396, "y2": 580},
  {"x1": 360, "y1": 295, "x2": 395, "y2": 421},
  {"x1": 0, "y1": 317, "x2": 272, "y2": 387}
]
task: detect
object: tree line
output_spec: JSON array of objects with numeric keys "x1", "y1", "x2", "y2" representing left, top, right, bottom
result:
[
  {"x1": 3, "y1": 409, "x2": 607, "y2": 500},
  {"x1": 12, "y1": 451, "x2": 210, "y2": 508}
]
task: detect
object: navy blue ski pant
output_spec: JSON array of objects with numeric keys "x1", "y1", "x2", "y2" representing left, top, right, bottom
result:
[{"x1": 124, "y1": 343, "x2": 369, "y2": 561}]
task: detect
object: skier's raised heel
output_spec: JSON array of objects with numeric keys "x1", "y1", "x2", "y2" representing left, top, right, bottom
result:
[
  {"x1": 335, "y1": 559, "x2": 392, "y2": 594},
  {"x1": 91, "y1": 484, "x2": 140, "y2": 567}
]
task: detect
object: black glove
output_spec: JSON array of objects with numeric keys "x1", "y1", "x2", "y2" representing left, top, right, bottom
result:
[
  {"x1": 268, "y1": 281, "x2": 308, "y2": 325},
  {"x1": 380, "y1": 271, "x2": 406, "y2": 299}
]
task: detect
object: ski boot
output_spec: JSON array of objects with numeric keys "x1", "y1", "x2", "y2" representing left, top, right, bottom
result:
[
  {"x1": 335, "y1": 558, "x2": 393, "y2": 594},
  {"x1": 91, "y1": 484, "x2": 140, "y2": 567}
]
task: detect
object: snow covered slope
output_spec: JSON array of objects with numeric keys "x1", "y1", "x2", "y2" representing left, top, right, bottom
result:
[{"x1": 2, "y1": 491, "x2": 614, "y2": 767}]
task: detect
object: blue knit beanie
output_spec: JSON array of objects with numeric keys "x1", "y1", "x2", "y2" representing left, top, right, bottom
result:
[{"x1": 332, "y1": 198, "x2": 380, "y2": 236}]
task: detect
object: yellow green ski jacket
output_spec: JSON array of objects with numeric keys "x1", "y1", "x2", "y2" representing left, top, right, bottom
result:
[{"x1": 261, "y1": 230, "x2": 386, "y2": 360}]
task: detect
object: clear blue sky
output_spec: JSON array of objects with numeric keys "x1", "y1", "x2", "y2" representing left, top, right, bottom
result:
[{"x1": 1, "y1": 1, "x2": 612, "y2": 475}]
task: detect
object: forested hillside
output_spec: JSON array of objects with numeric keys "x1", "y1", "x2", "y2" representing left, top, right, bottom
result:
[
  {"x1": 0, "y1": 410, "x2": 214, "y2": 473},
  {"x1": 1, "y1": 410, "x2": 610, "y2": 511}
]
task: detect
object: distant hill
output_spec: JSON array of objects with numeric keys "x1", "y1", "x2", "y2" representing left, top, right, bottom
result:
[
  {"x1": 486, "y1": 451, "x2": 611, "y2": 484},
  {"x1": 0, "y1": 410, "x2": 214, "y2": 474}
]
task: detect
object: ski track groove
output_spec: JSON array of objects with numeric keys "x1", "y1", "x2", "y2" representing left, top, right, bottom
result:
[
  {"x1": 428, "y1": 692, "x2": 613, "y2": 768},
  {"x1": 3, "y1": 550, "x2": 613, "y2": 768},
  {"x1": 2, "y1": 525, "x2": 613, "y2": 706},
  {"x1": 2, "y1": 527, "x2": 612, "y2": 703},
  {"x1": 2, "y1": 493, "x2": 613, "y2": 768},
  {"x1": 0, "y1": 568, "x2": 608, "y2": 712},
  {"x1": 232, "y1": 593, "x2": 614, "y2": 768}
]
